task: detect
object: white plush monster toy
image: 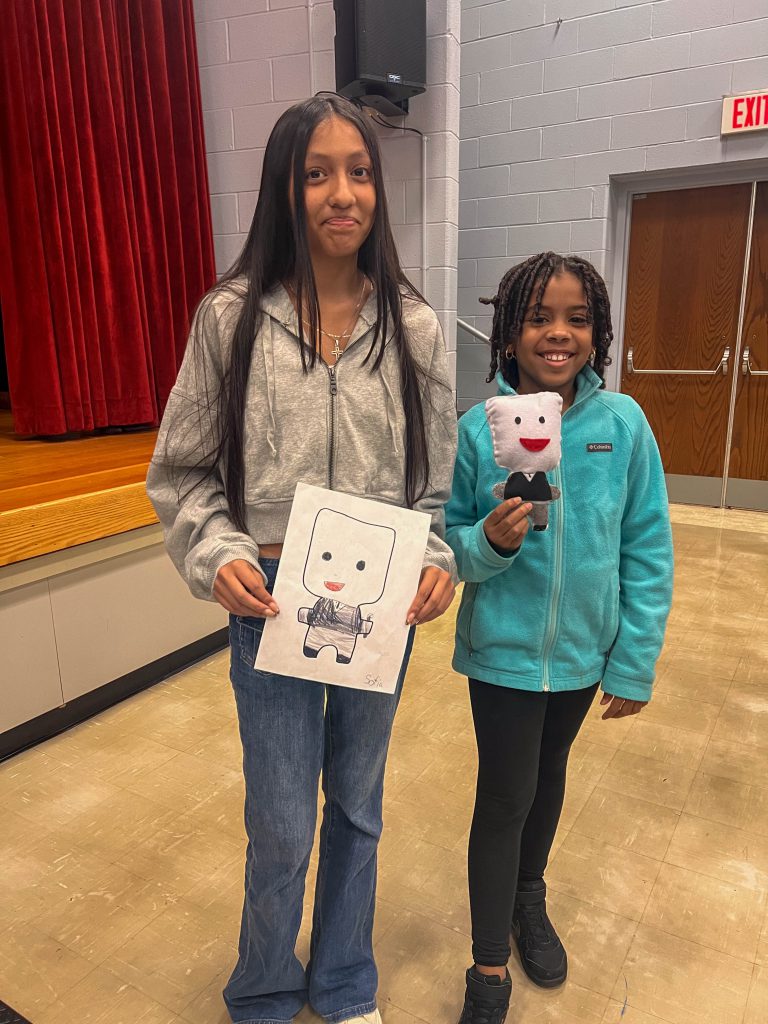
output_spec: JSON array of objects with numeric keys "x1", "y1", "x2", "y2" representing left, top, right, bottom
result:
[
  {"x1": 485, "y1": 392, "x2": 563, "y2": 531},
  {"x1": 298, "y1": 509, "x2": 396, "y2": 664}
]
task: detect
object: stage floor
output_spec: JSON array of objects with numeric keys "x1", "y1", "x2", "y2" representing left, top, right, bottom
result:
[{"x1": 0, "y1": 412, "x2": 159, "y2": 567}]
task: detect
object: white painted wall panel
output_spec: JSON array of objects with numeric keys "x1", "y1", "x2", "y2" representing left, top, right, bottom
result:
[
  {"x1": 50, "y1": 548, "x2": 225, "y2": 703},
  {"x1": 0, "y1": 581, "x2": 63, "y2": 733}
]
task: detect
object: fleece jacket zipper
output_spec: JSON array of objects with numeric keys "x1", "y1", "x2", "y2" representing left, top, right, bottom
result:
[{"x1": 540, "y1": 463, "x2": 564, "y2": 692}]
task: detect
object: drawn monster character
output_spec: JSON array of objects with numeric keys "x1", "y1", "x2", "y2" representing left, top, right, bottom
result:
[
  {"x1": 485, "y1": 392, "x2": 563, "y2": 531},
  {"x1": 298, "y1": 509, "x2": 396, "y2": 664}
]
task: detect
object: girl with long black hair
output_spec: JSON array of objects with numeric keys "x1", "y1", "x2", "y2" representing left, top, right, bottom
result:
[{"x1": 147, "y1": 95, "x2": 457, "y2": 1024}]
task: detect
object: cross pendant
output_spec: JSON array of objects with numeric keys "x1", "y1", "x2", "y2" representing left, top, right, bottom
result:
[{"x1": 331, "y1": 337, "x2": 344, "y2": 362}]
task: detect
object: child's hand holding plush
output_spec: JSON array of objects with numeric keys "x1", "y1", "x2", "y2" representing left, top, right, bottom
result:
[{"x1": 483, "y1": 497, "x2": 533, "y2": 555}]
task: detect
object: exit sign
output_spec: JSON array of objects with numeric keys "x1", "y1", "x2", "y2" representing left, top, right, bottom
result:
[{"x1": 722, "y1": 91, "x2": 768, "y2": 135}]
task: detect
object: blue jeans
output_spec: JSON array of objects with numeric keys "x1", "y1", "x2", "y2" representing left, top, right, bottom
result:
[{"x1": 224, "y1": 559, "x2": 414, "y2": 1024}]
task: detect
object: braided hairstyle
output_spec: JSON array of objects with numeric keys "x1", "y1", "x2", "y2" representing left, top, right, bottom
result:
[{"x1": 482, "y1": 252, "x2": 613, "y2": 388}]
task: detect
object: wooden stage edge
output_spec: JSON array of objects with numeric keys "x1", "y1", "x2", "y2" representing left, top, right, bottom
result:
[{"x1": 0, "y1": 413, "x2": 160, "y2": 568}]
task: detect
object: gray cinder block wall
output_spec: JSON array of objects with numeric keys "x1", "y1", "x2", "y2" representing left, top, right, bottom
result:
[
  {"x1": 193, "y1": 0, "x2": 461, "y2": 385},
  {"x1": 457, "y1": 0, "x2": 768, "y2": 411}
]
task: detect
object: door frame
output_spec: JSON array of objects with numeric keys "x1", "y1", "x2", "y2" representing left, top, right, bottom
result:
[
  {"x1": 607, "y1": 159, "x2": 768, "y2": 390},
  {"x1": 607, "y1": 160, "x2": 768, "y2": 509}
]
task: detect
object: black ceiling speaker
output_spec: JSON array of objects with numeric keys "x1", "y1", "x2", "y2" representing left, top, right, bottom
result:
[{"x1": 333, "y1": 0, "x2": 427, "y2": 117}]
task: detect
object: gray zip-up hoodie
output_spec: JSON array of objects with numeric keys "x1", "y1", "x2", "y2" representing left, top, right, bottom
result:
[{"x1": 146, "y1": 281, "x2": 458, "y2": 600}]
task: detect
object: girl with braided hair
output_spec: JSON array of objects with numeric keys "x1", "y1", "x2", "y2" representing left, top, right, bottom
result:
[{"x1": 445, "y1": 253, "x2": 673, "y2": 1024}]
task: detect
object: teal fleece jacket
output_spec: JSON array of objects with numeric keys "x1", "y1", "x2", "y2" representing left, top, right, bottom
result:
[{"x1": 446, "y1": 368, "x2": 673, "y2": 702}]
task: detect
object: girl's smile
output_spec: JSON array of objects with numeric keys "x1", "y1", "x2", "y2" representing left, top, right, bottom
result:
[{"x1": 539, "y1": 351, "x2": 574, "y2": 363}]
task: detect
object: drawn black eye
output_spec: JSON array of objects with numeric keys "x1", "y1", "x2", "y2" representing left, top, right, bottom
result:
[
  {"x1": 322, "y1": 551, "x2": 332, "y2": 561},
  {"x1": 515, "y1": 416, "x2": 521, "y2": 425},
  {"x1": 356, "y1": 561, "x2": 366, "y2": 571},
  {"x1": 539, "y1": 416, "x2": 545, "y2": 423}
]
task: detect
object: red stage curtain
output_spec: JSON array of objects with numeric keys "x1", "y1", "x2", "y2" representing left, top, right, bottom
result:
[{"x1": 0, "y1": 0, "x2": 215, "y2": 436}]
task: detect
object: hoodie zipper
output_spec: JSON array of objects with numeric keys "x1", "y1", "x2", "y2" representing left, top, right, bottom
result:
[
  {"x1": 541, "y1": 463, "x2": 564, "y2": 691},
  {"x1": 326, "y1": 365, "x2": 338, "y2": 489}
]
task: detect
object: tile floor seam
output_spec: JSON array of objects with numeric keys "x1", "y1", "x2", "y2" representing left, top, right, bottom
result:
[
  {"x1": 599, "y1": 756, "x2": 698, "y2": 813},
  {"x1": 549, "y1": 887, "x2": 642, "y2": 1002},
  {"x1": 0, "y1": 954, "x2": 102, "y2": 1019},
  {"x1": 696, "y1": 736, "x2": 768, "y2": 792},
  {"x1": 615, "y1": 927, "x2": 754, "y2": 1024},
  {"x1": 635, "y1": 904, "x2": 762, "y2": 968},
  {"x1": 609, "y1": 918, "x2": 646, "y2": 1023},
  {"x1": 641, "y1": 861, "x2": 768, "y2": 956},
  {"x1": 384, "y1": 999, "x2": 433, "y2": 1024},
  {"x1": 677, "y1": 807, "x2": 768, "y2": 842},
  {"x1": 618, "y1": 716, "x2": 720, "y2": 741},
  {"x1": 740, "y1": 966, "x2": 757, "y2": 1024},
  {"x1": 102, "y1": 923, "x2": 210, "y2": 1019},
  {"x1": 689, "y1": 764, "x2": 768, "y2": 803},
  {"x1": 653, "y1": 810, "x2": 683, "y2": 865}
]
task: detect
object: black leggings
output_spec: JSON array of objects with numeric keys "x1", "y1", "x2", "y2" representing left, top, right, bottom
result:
[{"x1": 468, "y1": 679, "x2": 599, "y2": 967}]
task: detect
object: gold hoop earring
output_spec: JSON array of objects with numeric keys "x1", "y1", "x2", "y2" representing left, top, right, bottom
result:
[
  {"x1": 589, "y1": 347, "x2": 597, "y2": 363},
  {"x1": 505, "y1": 344, "x2": 516, "y2": 360}
]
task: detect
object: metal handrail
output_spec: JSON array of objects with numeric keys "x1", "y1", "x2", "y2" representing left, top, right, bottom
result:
[
  {"x1": 742, "y1": 347, "x2": 768, "y2": 377},
  {"x1": 457, "y1": 317, "x2": 490, "y2": 343},
  {"x1": 626, "y1": 346, "x2": 730, "y2": 377}
]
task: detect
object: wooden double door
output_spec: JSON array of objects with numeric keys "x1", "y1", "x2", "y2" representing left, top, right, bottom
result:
[{"x1": 622, "y1": 180, "x2": 768, "y2": 511}]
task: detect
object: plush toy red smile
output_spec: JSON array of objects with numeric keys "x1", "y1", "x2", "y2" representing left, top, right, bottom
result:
[{"x1": 520, "y1": 437, "x2": 550, "y2": 452}]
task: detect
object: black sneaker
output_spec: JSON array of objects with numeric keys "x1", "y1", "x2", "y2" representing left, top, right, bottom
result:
[
  {"x1": 511, "y1": 880, "x2": 567, "y2": 988},
  {"x1": 457, "y1": 966, "x2": 512, "y2": 1024}
]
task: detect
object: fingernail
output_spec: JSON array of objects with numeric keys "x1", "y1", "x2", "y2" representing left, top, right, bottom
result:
[{"x1": 406, "y1": 615, "x2": 415, "y2": 625}]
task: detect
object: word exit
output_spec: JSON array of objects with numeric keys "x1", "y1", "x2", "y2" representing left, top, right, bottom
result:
[{"x1": 722, "y1": 91, "x2": 768, "y2": 135}]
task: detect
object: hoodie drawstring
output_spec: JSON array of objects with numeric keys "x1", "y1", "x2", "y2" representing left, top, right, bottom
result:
[
  {"x1": 264, "y1": 317, "x2": 278, "y2": 458},
  {"x1": 381, "y1": 372, "x2": 401, "y2": 456}
]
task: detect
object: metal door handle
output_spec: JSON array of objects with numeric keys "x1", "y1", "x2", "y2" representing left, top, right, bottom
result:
[
  {"x1": 742, "y1": 346, "x2": 768, "y2": 376},
  {"x1": 626, "y1": 346, "x2": 730, "y2": 376}
]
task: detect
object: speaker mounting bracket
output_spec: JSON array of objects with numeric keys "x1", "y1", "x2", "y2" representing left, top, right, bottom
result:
[{"x1": 360, "y1": 95, "x2": 410, "y2": 118}]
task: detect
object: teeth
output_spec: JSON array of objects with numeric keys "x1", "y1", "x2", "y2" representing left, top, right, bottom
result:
[{"x1": 542, "y1": 353, "x2": 571, "y2": 362}]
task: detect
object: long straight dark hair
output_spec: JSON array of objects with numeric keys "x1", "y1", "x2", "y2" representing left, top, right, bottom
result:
[{"x1": 173, "y1": 95, "x2": 435, "y2": 532}]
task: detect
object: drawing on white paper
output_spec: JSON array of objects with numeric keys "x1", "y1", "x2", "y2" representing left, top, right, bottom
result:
[
  {"x1": 297, "y1": 508, "x2": 396, "y2": 665},
  {"x1": 255, "y1": 483, "x2": 430, "y2": 694}
]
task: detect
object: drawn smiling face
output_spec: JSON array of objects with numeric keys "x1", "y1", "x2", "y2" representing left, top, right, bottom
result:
[
  {"x1": 304, "y1": 509, "x2": 396, "y2": 606},
  {"x1": 485, "y1": 392, "x2": 563, "y2": 473}
]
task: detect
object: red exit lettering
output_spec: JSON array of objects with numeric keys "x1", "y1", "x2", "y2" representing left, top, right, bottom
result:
[{"x1": 731, "y1": 94, "x2": 768, "y2": 131}]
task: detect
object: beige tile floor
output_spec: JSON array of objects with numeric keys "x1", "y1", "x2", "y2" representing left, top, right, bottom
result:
[{"x1": 2, "y1": 505, "x2": 768, "y2": 1024}]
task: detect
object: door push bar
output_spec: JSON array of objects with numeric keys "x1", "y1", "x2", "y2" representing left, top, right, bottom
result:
[
  {"x1": 742, "y1": 347, "x2": 768, "y2": 377},
  {"x1": 626, "y1": 346, "x2": 730, "y2": 377}
]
